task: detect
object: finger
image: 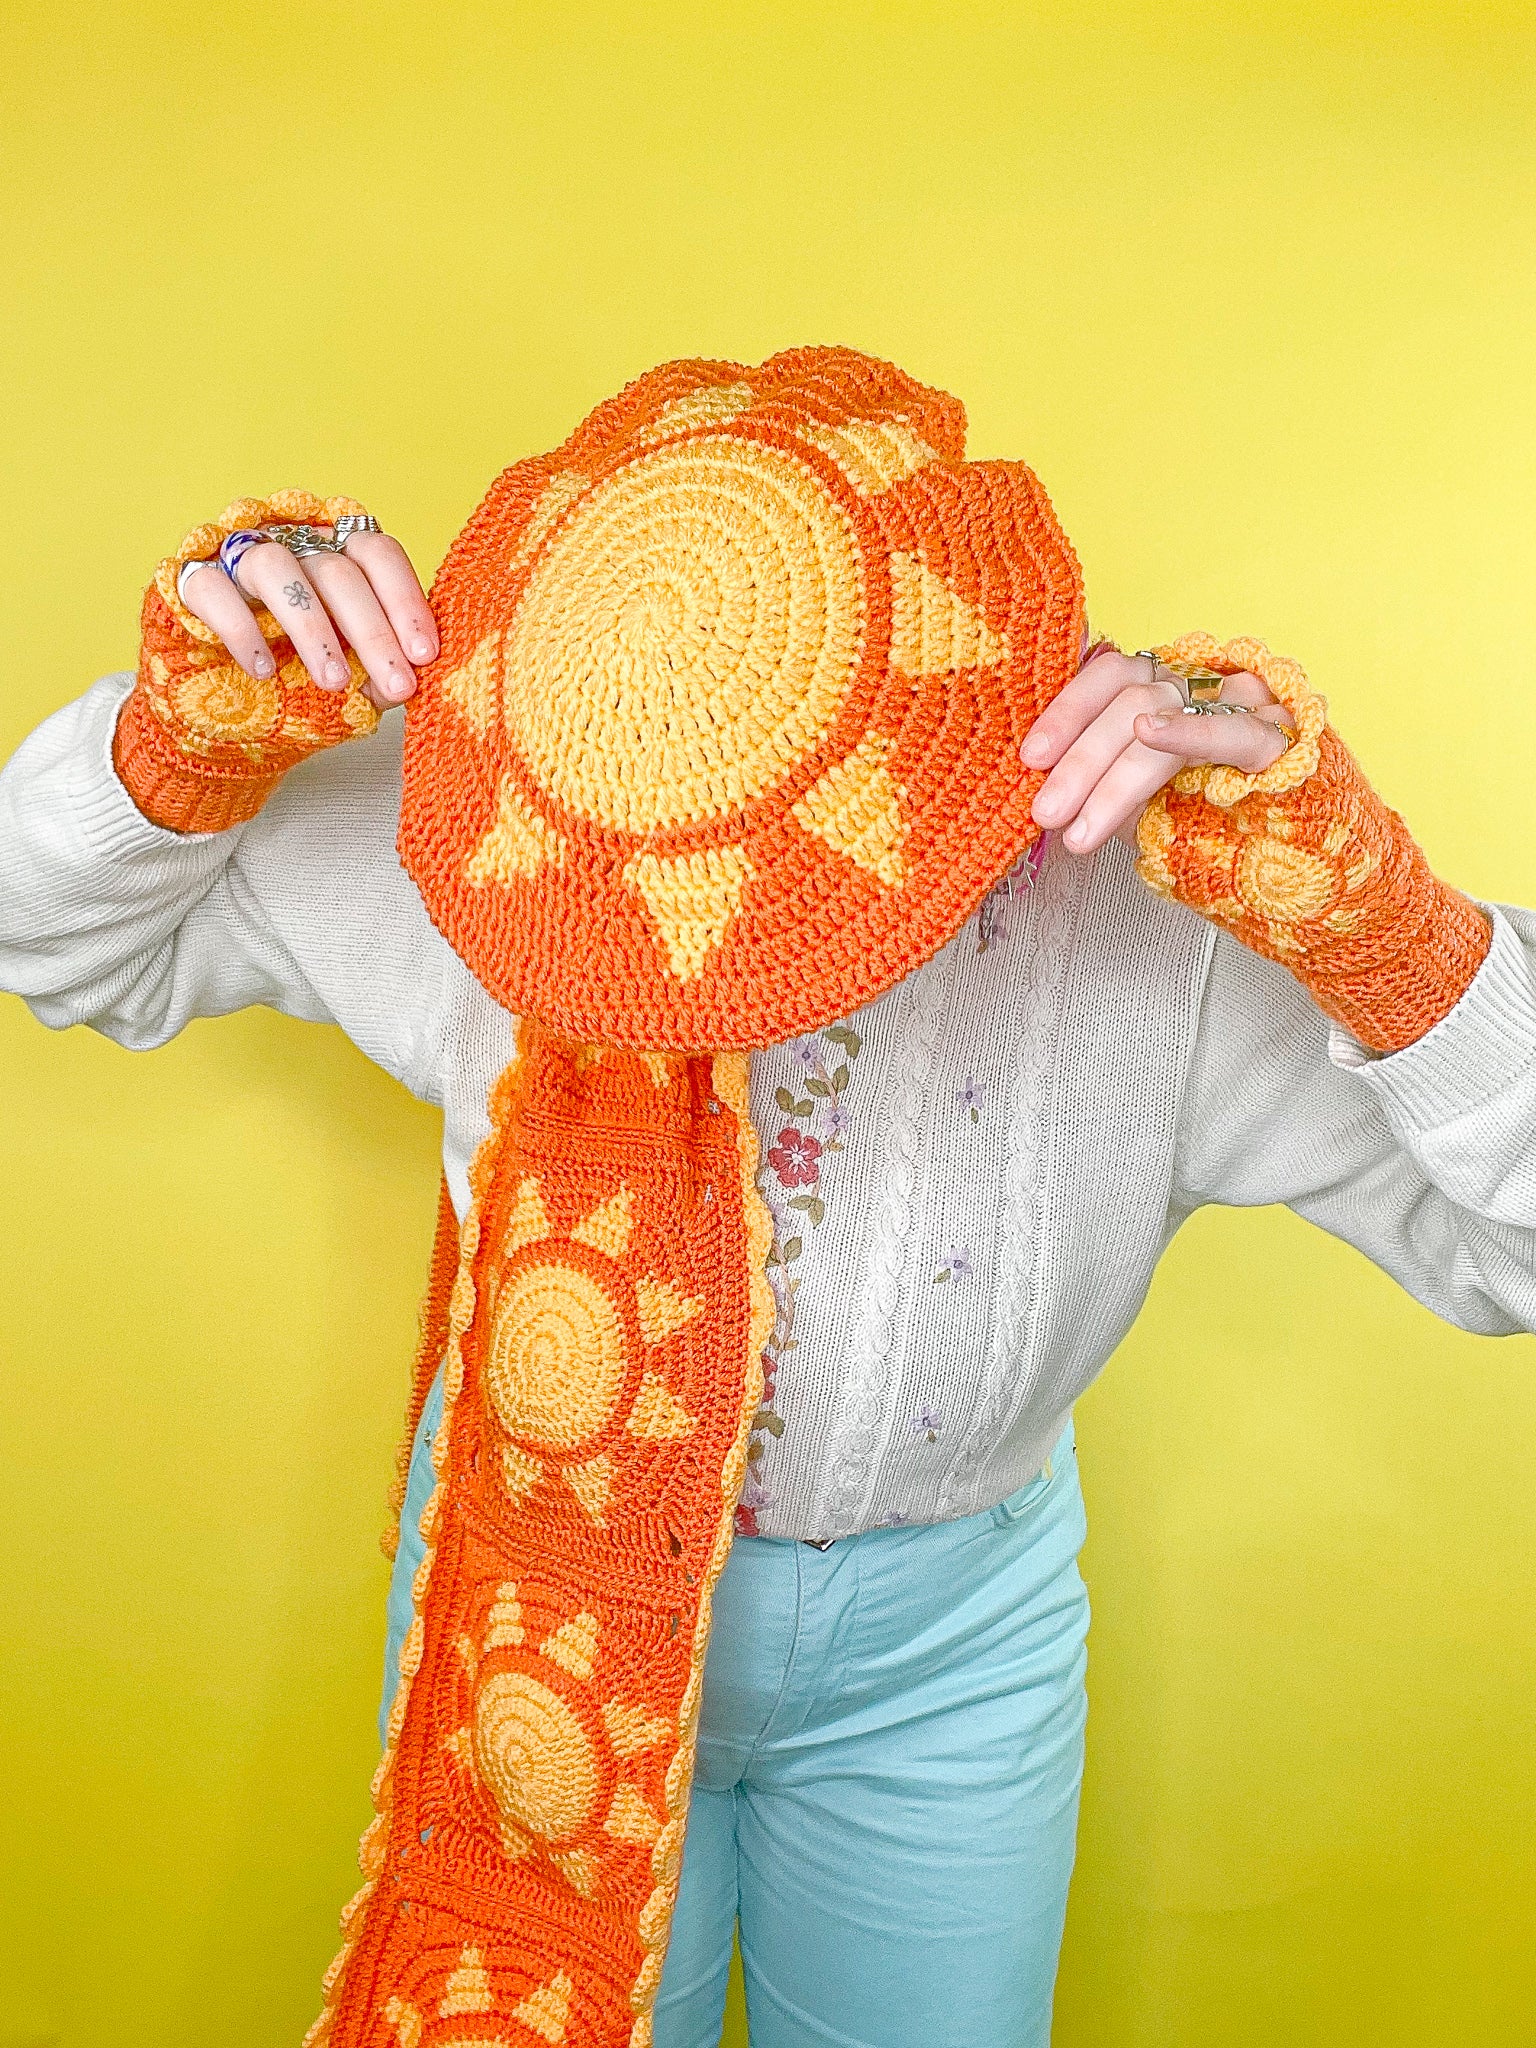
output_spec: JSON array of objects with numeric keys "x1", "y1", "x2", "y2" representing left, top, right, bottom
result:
[
  {"x1": 303, "y1": 551, "x2": 419, "y2": 704},
  {"x1": 1209, "y1": 670, "x2": 1273, "y2": 709},
  {"x1": 1058, "y1": 739, "x2": 1186, "y2": 854},
  {"x1": 341, "y1": 531, "x2": 439, "y2": 665},
  {"x1": 1132, "y1": 703, "x2": 1294, "y2": 774},
  {"x1": 1019, "y1": 651, "x2": 1172, "y2": 769},
  {"x1": 1031, "y1": 678, "x2": 1180, "y2": 830},
  {"x1": 180, "y1": 564, "x2": 276, "y2": 680},
  {"x1": 235, "y1": 543, "x2": 352, "y2": 690}
]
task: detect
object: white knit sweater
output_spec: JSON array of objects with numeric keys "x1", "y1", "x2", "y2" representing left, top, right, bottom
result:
[{"x1": 5, "y1": 674, "x2": 1536, "y2": 1539}]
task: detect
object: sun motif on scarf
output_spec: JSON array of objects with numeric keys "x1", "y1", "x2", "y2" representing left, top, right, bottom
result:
[{"x1": 311, "y1": 350, "x2": 1085, "y2": 2048}]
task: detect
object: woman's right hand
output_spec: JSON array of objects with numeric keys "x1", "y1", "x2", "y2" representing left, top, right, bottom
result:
[{"x1": 179, "y1": 522, "x2": 440, "y2": 713}]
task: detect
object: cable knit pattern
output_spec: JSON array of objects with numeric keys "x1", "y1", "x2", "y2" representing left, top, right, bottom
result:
[
  {"x1": 2, "y1": 355, "x2": 1530, "y2": 2048},
  {"x1": 817, "y1": 943, "x2": 954, "y2": 1533},
  {"x1": 937, "y1": 843, "x2": 1087, "y2": 1517},
  {"x1": 317, "y1": 349, "x2": 1088, "y2": 2046},
  {"x1": 1137, "y1": 633, "x2": 1490, "y2": 1053}
]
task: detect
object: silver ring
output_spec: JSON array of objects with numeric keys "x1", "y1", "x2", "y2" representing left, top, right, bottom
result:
[
  {"x1": 333, "y1": 512, "x2": 382, "y2": 550},
  {"x1": 261, "y1": 521, "x2": 343, "y2": 559},
  {"x1": 177, "y1": 557, "x2": 232, "y2": 605},
  {"x1": 1180, "y1": 700, "x2": 1248, "y2": 717}
]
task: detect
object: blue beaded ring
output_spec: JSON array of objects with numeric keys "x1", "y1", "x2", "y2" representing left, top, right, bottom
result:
[{"x1": 217, "y1": 528, "x2": 269, "y2": 595}]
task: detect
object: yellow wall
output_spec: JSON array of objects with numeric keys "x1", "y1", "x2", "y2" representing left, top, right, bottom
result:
[{"x1": 2, "y1": 4, "x2": 1534, "y2": 2042}]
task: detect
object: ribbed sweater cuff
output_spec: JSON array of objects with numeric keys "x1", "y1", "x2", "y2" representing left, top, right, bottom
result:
[
  {"x1": 1330, "y1": 904, "x2": 1536, "y2": 1128},
  {"x1": 65, "y1": 672, "x2": 249, "y2": 866}
]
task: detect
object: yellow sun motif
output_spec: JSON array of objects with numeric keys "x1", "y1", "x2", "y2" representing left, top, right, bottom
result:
[
  {"x1": 387, "y1": 1963, "x2": 575, "y2": 2045},
  {"x1": 452, "y1": 1591, "x2": 674, "y2": 1912},
  {"x1": 452, "y1": 410, "x2": 1015, "y2": 986},
  {"x1": 481, "y1": 1177, "x2": 701, "y2": 1528}
]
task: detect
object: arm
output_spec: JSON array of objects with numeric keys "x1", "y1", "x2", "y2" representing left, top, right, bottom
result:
[
  {"x1": 0, "y1": 496, "x2": 448, "y2": 1092},
  {"x1": 1174, "y1": 915, "x2": 1536, "y2": 1337},
  {"x1": 1022, "y1": 632, "x2": 1528, "y2": 1322}
]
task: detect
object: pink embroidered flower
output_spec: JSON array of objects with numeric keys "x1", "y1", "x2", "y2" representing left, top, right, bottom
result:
[
  {"x1": 768, "y1": 1126, "x2": 822, "y2": 1188},
  {"x1": 735, "y1": 1505, "x2": 760, "y2": 1536}
]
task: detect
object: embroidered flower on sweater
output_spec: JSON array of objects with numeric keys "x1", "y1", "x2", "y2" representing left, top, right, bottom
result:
[
  {"x1": 768, "y1": 1127, "x2": 822, "y2": 1188},
  {"x1": 735, "y1": 1460, "x2": 775, "y2": 1538},
  {"x1": 911, "y1": 1402, "x2": 943, "y2": 1443},
  {"x1": 956, "y1": 1075, "x2": 986, "y2": 1124},
  {"x1": 738, "y1": 1022, "x2": 865, "y2": 1532},
  {"x1": 932, "y1": 1245, "x2": 973, "y2": 1285}
]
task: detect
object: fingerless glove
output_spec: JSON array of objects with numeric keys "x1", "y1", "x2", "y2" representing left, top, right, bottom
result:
[
  {"x1": 1136, "y1": 633, "x2": 1489, "y2": 1053},
  {"x1": 112, "y1": 492, "x2": 379, "y2": 835}
]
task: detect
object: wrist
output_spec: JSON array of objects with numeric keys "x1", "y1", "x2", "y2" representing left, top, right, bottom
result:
[
  {"x1": 1137, "y1": 640, "x2": 1490, "y2": 1054},
  {"x1": 111, "y1": 681, "x2": 283, "y2": 834},
  {"x1": 117, "y1": 575, "x2": 377, "y2": 834}
]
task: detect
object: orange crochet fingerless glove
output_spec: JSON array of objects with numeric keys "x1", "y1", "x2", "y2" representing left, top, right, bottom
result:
[
  {"x1": 1136, "y1": 634, "x2": 1490, "y2": 1053},
  {"x1": 112, "y1": 493, "x2": 380, "y2": 834}
]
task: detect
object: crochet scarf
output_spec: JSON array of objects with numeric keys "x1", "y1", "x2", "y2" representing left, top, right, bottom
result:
[
  {"x1": 116, "y1": 345, "x2": 1487, "y2": 2048},
  {"x1": 315, "y1": 348, "x2": 1086, "y2": 2047}
]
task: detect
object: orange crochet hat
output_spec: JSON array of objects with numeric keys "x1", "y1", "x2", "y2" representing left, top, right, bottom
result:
[{"x1": 398, "y1": 346, "x2": 1084, "y2": 1048}]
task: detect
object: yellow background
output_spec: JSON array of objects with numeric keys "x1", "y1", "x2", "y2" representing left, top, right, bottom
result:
[{"x1": 2, "y1": 3, "x2": 1535, "y2": 2042}]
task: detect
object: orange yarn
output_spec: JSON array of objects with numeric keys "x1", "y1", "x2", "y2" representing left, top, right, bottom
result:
[
  {"x1": 310, "y1": 1023, "x2": 772, "y2": 2048},
  {"x1": 1137, "y1": 635, "x2": 1490, "y2": 1052},
  {"x1": 398, "y1": 345, "x2": 1085, "y2": 1050},
  {"x1": 123, "y1": 373, "x2": 1488, "y2": 2046},
  {"x1": 315, "y1": 349, "x2": 1088, "y2": 2045},
  {"x1": 114, "y1": 497, "x2": 377, "y2": 836}
]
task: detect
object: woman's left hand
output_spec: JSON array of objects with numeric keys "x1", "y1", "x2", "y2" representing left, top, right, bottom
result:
[{"x1": 1020, "y1": 646, "x2": 1296, "y2": 854}]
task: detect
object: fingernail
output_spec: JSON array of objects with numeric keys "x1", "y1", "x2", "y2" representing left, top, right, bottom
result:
[
  {"x1": 384, "y1": 669, "x2": 413, "y2": 702},
  {"x1": 411, "y1": 634, "x2": 435, "y2": 662},
  {"x1": 1019, "y1": 734, "x2": 1049, "y2": 766},
  {"x1": 1064, "y1": 822, "x2": 1088, "y2": 851},
  {"x1": 252, "y1": 652, "x2": 274, "y2": 678},
  {"x1": 1033, "y1": 795, "x2": 1061, "y2": 826},
  {"x1": 326, "y1": 658, "x2": 349, "y2": 687},
  {"x1": 1144, "y1": 715, "x2": 1172, "y2": 733}
]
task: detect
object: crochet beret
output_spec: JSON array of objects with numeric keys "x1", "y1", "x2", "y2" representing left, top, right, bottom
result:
[{"x1": 398, "y1": 345, "x2": 1084, "y2": 1049}]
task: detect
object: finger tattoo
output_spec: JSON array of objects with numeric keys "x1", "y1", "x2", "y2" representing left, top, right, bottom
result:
[{"x1": 283, "y1": 581, "x2": 312, "y2": 610}]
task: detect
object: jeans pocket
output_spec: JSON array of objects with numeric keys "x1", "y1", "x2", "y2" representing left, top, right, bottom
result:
[{"x1": 990, "y1": 1461, "x2": 1057, "y2": 1527}]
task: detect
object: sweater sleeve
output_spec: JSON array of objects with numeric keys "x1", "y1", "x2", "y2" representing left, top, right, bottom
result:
[
  {"x1": 1172, "y1": 911, "x2": 1536, "y2": 1338},
  {"x1": 0, "y1": 673, "x2": 450, "y2": 1100}
]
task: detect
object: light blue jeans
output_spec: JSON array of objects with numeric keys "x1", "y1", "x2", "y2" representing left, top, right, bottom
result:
[{"x1": 384, "y1": 1385, "x2": 1088, "y2": 2048}]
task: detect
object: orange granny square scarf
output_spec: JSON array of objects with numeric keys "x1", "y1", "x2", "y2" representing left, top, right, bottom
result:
[{"x1": 308, "y1": 347, "x2": 1084, "y2": 2047}]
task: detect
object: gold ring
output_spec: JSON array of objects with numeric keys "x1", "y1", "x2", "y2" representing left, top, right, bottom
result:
[{"x1": 1136, "y1": 649, "x2": 1227, "y2": 707}]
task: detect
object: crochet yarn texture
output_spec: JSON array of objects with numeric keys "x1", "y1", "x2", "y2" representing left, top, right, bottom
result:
[
  {"x1": 1136, "y1": 633, "x2": 1489, "y2": 1052},
  {"x1": 112, "y1": 355, "x2": 1486, "y2": 2048},
  {"x1": 116, "y1": 493, "x2": 378, "y2": 834},
  {"x1": 398, "y1": 345, "x2": 1085, "y2": 1048},
  {"x1": 316, "y1": 1024, "x2": 773, "y2": 2048},
  {"x1": 311, "y1": 347, "x2": 1089, "y2": 2048},
  {"x1": 112, "y1": 352, "x2": 1087, "y2": 2047}
]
